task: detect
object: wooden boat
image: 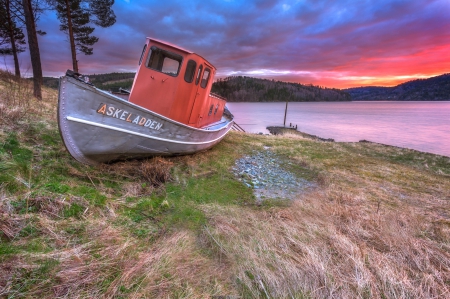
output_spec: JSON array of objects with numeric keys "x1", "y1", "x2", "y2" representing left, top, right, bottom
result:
[{"x1": 58, "y1": 38, "x2": 234, "y2": 165}]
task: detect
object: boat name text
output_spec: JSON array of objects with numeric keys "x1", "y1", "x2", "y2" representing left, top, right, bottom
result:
[{"x1": 96, "y1": 103, "x2": 163, "y2": 131}]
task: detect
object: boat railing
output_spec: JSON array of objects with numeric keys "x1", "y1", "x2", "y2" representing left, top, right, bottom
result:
[
  {"x1": 232, "y1": 122, "x2": 246, "y2": 132},
  {"x1": 210, "y1": 92, "x2": 227, "y2": 101}
]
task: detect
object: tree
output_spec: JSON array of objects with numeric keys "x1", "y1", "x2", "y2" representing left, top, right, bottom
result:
[
  {"x1": 0, "y1": 0, "x2": 26, "y2": 77},
  {"x1": 22, "y1": 0, "x2": 43, "y2": 99},
  {"x1": 54, "y1": 0, "x2": 116, "y2": 73}
]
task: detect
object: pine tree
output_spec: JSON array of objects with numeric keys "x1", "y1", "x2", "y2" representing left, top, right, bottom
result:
[
  {"x1": 54, "y1": 0, "x2": 116, "y2": 73},
  {"x1": 0, "y1": 0, "x2": 26, "y2": 77}
]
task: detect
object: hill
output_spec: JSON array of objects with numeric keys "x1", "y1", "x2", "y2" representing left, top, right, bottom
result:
[
  {"x1": 212, "y1": 76, "x2": 351, "y2": 102},
  {"x1": 87, "y1": 72, "x2": 135, "y2": 91},
  {"x1": 345, "y1": 73, "x2": 450, "y2": 101},
  {"x1": 1, "y1": 70, "x2": 450, "y2": 298}
]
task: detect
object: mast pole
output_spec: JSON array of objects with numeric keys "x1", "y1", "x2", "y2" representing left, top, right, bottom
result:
[{"x1": 283, "y1": 101, "x2": 288, "y2": 127}]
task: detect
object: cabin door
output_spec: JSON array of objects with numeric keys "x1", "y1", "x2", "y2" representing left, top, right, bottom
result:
[{"x1": 188, "y1": 65, "x2": 210, "y2": 125}]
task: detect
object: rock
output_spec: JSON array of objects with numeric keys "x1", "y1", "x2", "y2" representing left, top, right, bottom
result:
[{"x1": 232, "y1": 148, "x2": 314, "y2": 201}]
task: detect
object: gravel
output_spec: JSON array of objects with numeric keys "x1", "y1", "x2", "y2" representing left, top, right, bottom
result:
[{"x1": 232, "y1": 147, "x2": 315, "y2": 201}]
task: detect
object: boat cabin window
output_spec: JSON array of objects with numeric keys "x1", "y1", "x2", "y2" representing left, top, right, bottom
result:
[
  {"x1": 195, "y1": 65, "x2": 203, "y2": 85},
  {"x1": 184, "y1": 60, "x2": 197, "y2": 83},
  {"x1": 139, "y1": 44, "x2": 147, "y2": 65},
  {"x1": 146, "y1": 46, "x2": 182, "y2": 76},
  {"x1": 200, "y1": 68, "x2": 211, "y2": 88},
  {"x1": 208, "y1": 104, "x2": 214, "y2": 116}
]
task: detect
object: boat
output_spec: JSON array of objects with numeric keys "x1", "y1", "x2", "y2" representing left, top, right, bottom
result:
[{"x1": 58, "y1": 37, "x2": 234, "y2": 165}]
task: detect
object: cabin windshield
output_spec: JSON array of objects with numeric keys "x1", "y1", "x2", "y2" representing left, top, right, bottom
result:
[
  {"x1": 146, "y1": 46, "x2": 182, "y2": 76},
  {"x1": 184, "y1": 60, "x2": 196, "y2": 83}
]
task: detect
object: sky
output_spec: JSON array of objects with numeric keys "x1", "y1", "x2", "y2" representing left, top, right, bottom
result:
[{"x1": 2, "y1": 0, "x2": 450, "y2": 88}]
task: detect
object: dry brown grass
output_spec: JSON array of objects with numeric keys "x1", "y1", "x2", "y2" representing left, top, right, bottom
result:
[
  {"x1": 200, "y1": 183, "x2": 450, "y2": 298},
  {"x1": 0, "y1": 203, "x2": 25, "y2": 240},
  {"x1": 102, "y1": 230, "x2": 234, "y2": 298},
  {"x1": 1, "y1": 207, "x2": 234, "y2": 298},
  {"x1": 195, "y1": 135, "x2": 450, "y2": 298},
  {"x1": 0, "y1": 70, "x2": 58, "y2": 132},
  {"x1": 278, "y1": 132, "x2": 308, "y2": 140},
  {"x1": 0, "y1": 194, "x2": 88, "y2": 239},
  {"x1": 0, "y1": 70, "x2": 34, "y2": 124},
  {"x1": 103, "y1": 157, "x2": 174, "y2": 188}
]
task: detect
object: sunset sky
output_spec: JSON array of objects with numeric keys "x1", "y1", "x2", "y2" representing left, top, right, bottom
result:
[{"x1": 2, "y1": 0, "x2": 449, "y2": 88}]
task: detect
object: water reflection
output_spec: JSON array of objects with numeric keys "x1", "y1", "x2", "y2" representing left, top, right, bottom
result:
[{"x1": 227, "y1": 101, "x2": 450, "y2": 157}]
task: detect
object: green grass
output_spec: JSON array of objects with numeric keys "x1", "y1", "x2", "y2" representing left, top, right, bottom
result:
[
  {"x1": 0, "y1": 242, "x2": 19, "y2": 256},
  {"x1": 19, "y1": 222, "x2": 41, "y2": 238},
  {"x1": 44, "y1": 182, "x2": 70, "y2": 193},
  {"x1": 63, "y1": 203, "x2": 85, "y2": 218},
  {"x1": 1, "y1": 134, "x2": 33, "y2": 165},
  {"x1": 10, "y1": 199, "x2": 36, "y2": 214},
  {"x1": 71, "y1": 185, "x2": 107, "y2": 207},
  {"x1": 115, "y1": 143, "x2": 257, "y2": 240}
]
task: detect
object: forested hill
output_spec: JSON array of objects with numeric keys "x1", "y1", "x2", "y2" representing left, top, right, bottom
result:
[
  {"x1": 211, "y1": 76, "x2": 351, "y2": 102},
  {"x1": 87, "y1": 72, "x2": 135, "y2": 90},
  {"x1": 345, "y1": 73, "x2": 450, "y2": 101}
]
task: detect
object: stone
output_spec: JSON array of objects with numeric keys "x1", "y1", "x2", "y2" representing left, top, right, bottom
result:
[{"x1": 232, "y1": 148, "x2": 315, "y2": 201}]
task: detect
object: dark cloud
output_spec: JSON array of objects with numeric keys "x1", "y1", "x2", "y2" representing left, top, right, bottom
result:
[{"x1": 2, "y1": 0, "x2": 449, "y2": 87}]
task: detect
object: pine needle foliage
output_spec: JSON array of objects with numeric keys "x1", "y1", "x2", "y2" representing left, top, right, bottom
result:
[
  {"x1": 0, "y1": 0, "x2": 26, "y2": 77},
  {"x1": 53, "y1": 0, "x2": 116, "y2": 72},
  {"x1": 0, "y1": 0, "x2": 26, "y2": 54}
]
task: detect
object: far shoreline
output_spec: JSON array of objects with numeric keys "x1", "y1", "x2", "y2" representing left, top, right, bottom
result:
[{"x1": 263, "y1": 126, "x2": 450, "y2": 159}]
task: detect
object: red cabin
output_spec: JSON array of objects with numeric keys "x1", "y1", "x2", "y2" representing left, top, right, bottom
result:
[{"x1": 129, "y1": 38, "x2": 226, "y2": 128}]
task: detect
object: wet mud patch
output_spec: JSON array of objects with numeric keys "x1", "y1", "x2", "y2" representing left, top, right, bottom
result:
[{"x1": 232, "y1": 148, "x2": 316, "y2": 201}]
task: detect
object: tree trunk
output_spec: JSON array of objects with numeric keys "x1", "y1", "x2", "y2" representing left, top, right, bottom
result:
[
  {"x1": 11, "y1": 36, "x2": 20, "y2": 78},
  {"x1": 22, "y1": 0, "x2": 42, "y2": 100},
  {"x1": 5, "y1": 0, "x2": 21, "y2": 77},
  {"x1": 64, "y1": 0, "x2": 78, "y2": 73}
]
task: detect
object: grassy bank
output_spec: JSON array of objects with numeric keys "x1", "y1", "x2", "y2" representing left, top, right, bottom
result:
[{"x1": 1, "y1": 72, "x2": 450, "y2": 298}]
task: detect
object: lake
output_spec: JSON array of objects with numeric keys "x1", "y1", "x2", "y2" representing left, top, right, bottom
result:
[{"x1": 227, "y1": 101, "x2": 450, "y2": 157}]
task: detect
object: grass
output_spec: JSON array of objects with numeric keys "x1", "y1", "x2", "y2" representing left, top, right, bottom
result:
[{"x1": 1, "y1": 69, "x2": 450, "y2": 298}]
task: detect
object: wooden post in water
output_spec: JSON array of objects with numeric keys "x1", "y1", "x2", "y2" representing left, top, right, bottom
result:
[{"x1": 283, "y1": 101, "x2": 288, "y2": 127}]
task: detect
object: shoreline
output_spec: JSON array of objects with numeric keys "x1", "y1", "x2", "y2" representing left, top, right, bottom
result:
[
  {"x1": 266, "y1": 125, "x2": 335, "y2": 142},
  {"x1": 228, "y1": 101, "x2": 450, "y2": 158},
  {"x1": 265, "y1": 126, "x2": 450, "y2": 159}
]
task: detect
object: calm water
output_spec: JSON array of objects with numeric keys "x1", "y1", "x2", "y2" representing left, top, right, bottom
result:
[{"x1": 227, "y1": 101, "x2": 450, "y2": 157}]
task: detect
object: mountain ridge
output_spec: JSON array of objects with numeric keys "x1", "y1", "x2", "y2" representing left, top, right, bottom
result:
[{"x1": 344, "y1": 73, "x2": 450, "y2": 101}]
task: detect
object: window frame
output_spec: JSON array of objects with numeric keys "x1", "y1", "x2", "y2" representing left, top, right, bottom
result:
[
  {"x1": 139, "y1": 44, "x2": 147, "y2": 65},
  {"x1": 145, "y1": 46, "x2": 183, "y2": 77},
  {"x1": 200, "y1": 68, "x2": 211, "y2": 89},
  {"x1": 208, "y1": 104, "x2": 214, "y2": 116},
  {"x1": 184, "y1": 60, "x2": 197, "y2": 83},
  {"x1": 195, "y1": 64, "x2": 203, "y2": 85}
]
